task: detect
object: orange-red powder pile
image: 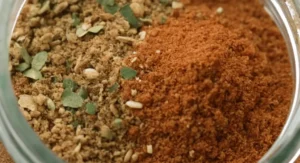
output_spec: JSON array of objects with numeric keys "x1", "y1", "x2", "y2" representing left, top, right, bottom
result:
[{"x1": 122, "y1": 0, "x2": 293, "y2": 162}]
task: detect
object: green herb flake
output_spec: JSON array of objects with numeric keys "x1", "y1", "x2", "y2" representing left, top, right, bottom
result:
[
  {"x1": 160, "y1": 0, "x2": 169, "y2": 5},
  {"x1": 160, "y1": 16, "x2": 167, "y2": 24},
  {"x1": 63, "y1": 78, "x2": 78, "y2": 91},
  {"x1": 112, "y1": 118, "x2": 123, "y2": 129},
  {"x1": 88, "y1": 25, "x2": 104, "y2": 33},
  {"x1": 31, "y1": 51, "x2": 48, "y2": 70},
  {"x1": 106, "y1": 0, "x2": 115, "y2": 6},
  {"x1": 20, "y1": 47, "x2": 32, "y2": 64},
  {"x1": 85, "y1": 102, "x2": 97, "y2": 115},
  {"x1": 66, "y1": 59, "x2": 72, "y2": 72},
  {"x1": 16, "y1": 63, "x2": 30, "y2": 72},
  {"x1": 104, "y1": 4, "x2": 119, "y2": 14},
  {"x1": 39, "y1": 0, "x2": 46, "y2": 4},
  {"x1": 72, "y1": 13, "x2": 81, "y2": 27},
  {"x1": 62, "y1": 89, "x2": 84, "y2": 108},
  {"x1": 72, "y1": 120, "x2": 79, "y2": 128},
  {"x1": 120, "y1": 66, "x2": 137, "y2": 80},
  {"x1": 68, "y1": 108, "x2": 78, "y2": 114},
  {"x1": 97, "y1": 0, "x2": 119, "y2": 14},
  {"x1": 78, "y1": 87, "x2": 88, "y2": 99},
  {"x1": 76, "y1": 27, "x2": 88, "y2": 37},
  {"x1": 108, "y1": 83, "x2": 119, "y2": 92},
  {"x1": 23, "y1": 68, "x2": 43, "y2": 80},
  {"x1": 120, "y1": 4, "x2": 142, "y2": 28},
  {"x1": 51, "y1": 76, "x2": 57, "y2": 83}
]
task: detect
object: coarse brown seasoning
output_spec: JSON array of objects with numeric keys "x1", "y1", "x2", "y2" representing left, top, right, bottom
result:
[{"x1": 10, "y1": 0, "x2": 173, "y2": 162}]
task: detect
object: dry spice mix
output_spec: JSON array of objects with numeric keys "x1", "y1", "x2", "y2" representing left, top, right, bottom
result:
[{"x1": 9, "y1": 0, "x2": 293, "y2": 163}]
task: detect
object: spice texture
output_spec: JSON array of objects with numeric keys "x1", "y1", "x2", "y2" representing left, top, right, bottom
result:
[
  {"x1": 122, "y1": 0, "x2": 293, "y2": 162},
  {"x1": 10, "y1": 0, "x2": 173, "y2": 162}
]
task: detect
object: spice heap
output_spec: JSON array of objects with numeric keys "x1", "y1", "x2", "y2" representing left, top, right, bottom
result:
[
  {"x1": 122, "y1": 0, "x2": 293, "y2": 162},
  {"x1": 10, "y1": 0, "x2": 173, "y2": 162}
]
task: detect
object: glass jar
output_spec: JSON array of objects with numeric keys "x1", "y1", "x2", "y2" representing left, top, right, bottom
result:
[{"x1": 0, "y1": 0, "x2": 299, "y2": 162}]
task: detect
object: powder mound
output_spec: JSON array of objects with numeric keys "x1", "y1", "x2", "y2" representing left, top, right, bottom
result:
[{"x1": 122, "y1": 2, "x2": 292, "y2": 163}]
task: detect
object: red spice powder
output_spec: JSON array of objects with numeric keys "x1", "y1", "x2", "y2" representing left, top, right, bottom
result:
[{"x1": 122, "y1": 0, "x2": 293, "y2": 162}]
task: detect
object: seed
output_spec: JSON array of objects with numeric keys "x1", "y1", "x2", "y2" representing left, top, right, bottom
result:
[
  {"x1": 131, "y1": 57, "x2": 138, "y2": 63},
  {"x1": 131, "y1": 89, "x2": 137, "y2": 96},
  {"x1": 139, "y1": 31, "x2": 146, "y2": 40},
  {"x1": 125, "y1": 100, "x2": 143, "y2": 109},
  {"x1": 73, "y1": 143, "x2": 81, "y2": 153},
  {"x1": 113, "y1": 151, "x2": 122, "y2": 156},
  {"x1": 110, "y1": 104, "x2": 119, "y2": 117},
  {"x1": 146, "y1": 145, "x2": 153, "y2": 154},
  {"x1": 216, "y1": 7, "x2": 224, "y2": 14},
  {"x1": 83, "y1": 68, "x2": 100, "y2": 79},
  {"x1": 172, "y1": 2, "x2": 184, "y2": 9},
  {"x1": 46, "y1": 98, "x2": 56, "y2": 110},
  {"x1": 116, "y1": 36, "x2": 136, "y2": 43},
  {"x1": 101, "y1": 125, "x2": 113, "y2": 140},
  {"x1": 124, "y1": 149, "x2": 133, "y2": 162},
  {"x1": 189, "y1": 150, "x2": 195, "y2": 158},
  {"x1": 131, "y1": 153, "x2": 139, "y2": 162}
]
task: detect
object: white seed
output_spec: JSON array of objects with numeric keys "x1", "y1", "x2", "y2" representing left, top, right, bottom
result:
[
  {"x1": 172, "y1": 2, "x2": 184, "y2": 9},
  {"x1": 74, "y1": 55, "x2": 82, "y2": 72},
  {"x1": 131, "y1": 89, "x2": 137, "y2": 96},
  {"x1": 73, "y1": 143, "x2": 81, "y2": 153},
  {"x1": 189, "y1": 150, "x2": 195, "y2": 158},
  {"x1": 124, "y1": 149, "x2": 133, "y2": 162},
  {"x1": 131, "y1": 57, "x2": 137, "y2": 63},
  {"x1": 131, "y1": 153, "x2": 139, "y2": 162},
  {"x1": 76, "y1": 125, "x2": 82, "y2": 136},
  {"x1": 216, "y1": 7, "x2": 224, "y2": 14},
  {"x1": 125, "y1": 101, "x2": 143, "y2": 109},
  {"x1": 155, "y1": 50, "x2": 161, "y2": 54},
  {"x1": 146, "y1": 145, "x2": 153, "y2": 154},
  {"x1": 113, "y1": 151, "x2": 122, "y2": 156},
  {"x1": 139, "y1": 31, "x2": 147, "y2": 40},
  {"x1": 116, "y1": 36, "x2": 136, "y2": 43},
  {"x1": 110, "y1": 104, "x2": 119, "y2": 117},
  {"x1": 83, "y1": 68, "x2": 100, "y2": 79},
  {"x1": 18, "y1": 95, "x2": 37, "y2": 111}
]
